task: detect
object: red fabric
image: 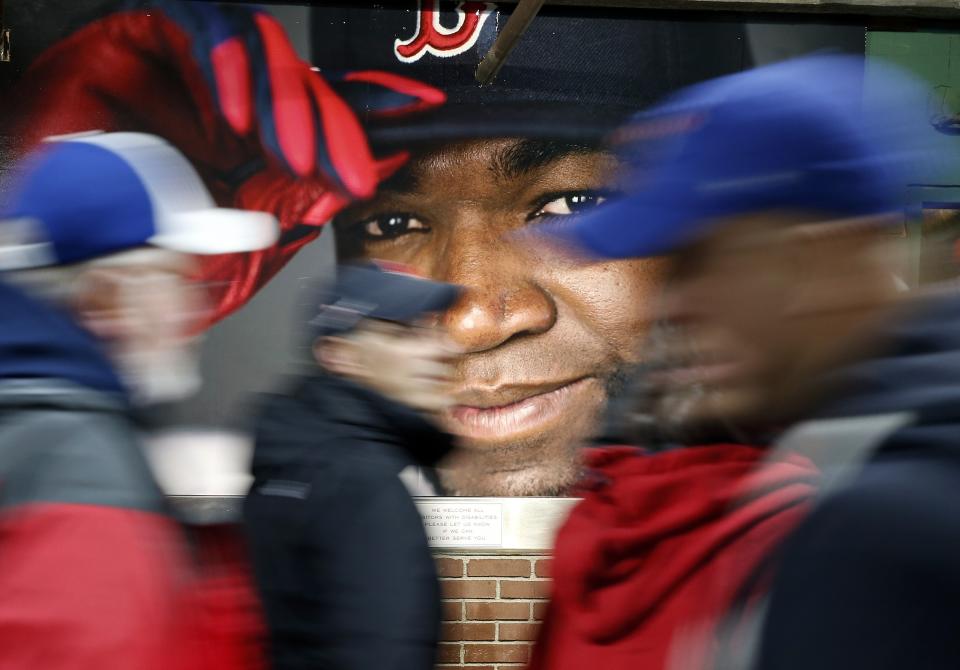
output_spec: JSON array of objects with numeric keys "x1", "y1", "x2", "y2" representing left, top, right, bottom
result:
[
  {"x1": 529, "y1": 445, "x2": 818, "y2": 670},
  {"x1": 0, "y1": 503, "x2": 199, "y2": 670},
  {"x1": 0, "y1": 504, "x2": 265, "y2": 670},
  {"x1": 211, "y1": 37, "x2": 255, "y2": 135},
  {"x1": 11, "y1": 11, "x2": 255, "y2": 197},
  {"x1": 189, "y1": 525, "x2": 267, "y2": 670}
]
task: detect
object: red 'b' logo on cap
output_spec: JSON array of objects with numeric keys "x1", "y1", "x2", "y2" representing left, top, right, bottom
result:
[{"x1": 394, "y1": 0, "x2": 496, "y2": 64}]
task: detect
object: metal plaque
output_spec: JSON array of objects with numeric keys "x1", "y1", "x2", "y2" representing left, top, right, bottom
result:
[{"x1": 417, "y1": 500, "x2": 504, "y2": 547}]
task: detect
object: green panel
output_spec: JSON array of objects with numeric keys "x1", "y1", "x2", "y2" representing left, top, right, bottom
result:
[{"x1": 866, "y1": 30, "x2": 960, "y2": 185}]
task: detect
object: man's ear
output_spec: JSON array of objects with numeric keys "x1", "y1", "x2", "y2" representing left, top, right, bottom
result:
[{"x1": 313, "y1": 336, "x2": 367, "y2": 379}]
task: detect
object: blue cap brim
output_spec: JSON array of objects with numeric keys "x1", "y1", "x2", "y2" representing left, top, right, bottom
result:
[{"x1": 535, "y1": 190, "x2": 702, "y2": 260}]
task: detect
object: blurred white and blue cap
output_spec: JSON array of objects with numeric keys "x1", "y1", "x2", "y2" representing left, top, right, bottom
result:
[{"x1": 0, "y1": 131, "x2": 278, "y2": 271}]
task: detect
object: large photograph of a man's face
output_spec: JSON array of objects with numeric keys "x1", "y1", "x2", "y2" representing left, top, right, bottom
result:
[
  {"x1": 334, "y1": 138, "x2": 665, "y2": 495},
  {"x1": 0, "y1": 1, "x2": 864, "y2": 497},
  {"x1": 306, "y1": 2, "x2": 748, "y2": 495}
]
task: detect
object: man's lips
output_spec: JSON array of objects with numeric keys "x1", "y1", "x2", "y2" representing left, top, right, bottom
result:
[{"x1": 444, "y1": 377, "x2": 597, "y2": 441}]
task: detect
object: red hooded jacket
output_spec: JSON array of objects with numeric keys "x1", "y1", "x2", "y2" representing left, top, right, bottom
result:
[{"x1": 529, "y1": 444, "x2": 818, "y2": 670}]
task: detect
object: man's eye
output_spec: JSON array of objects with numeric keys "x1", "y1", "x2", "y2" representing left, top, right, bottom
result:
[
  {"x1": 534, "y1": 193, "x2": 608, "y2": 218},
  {"x1": 359, "y1": 214, "x2": 429, "y2": 240}
]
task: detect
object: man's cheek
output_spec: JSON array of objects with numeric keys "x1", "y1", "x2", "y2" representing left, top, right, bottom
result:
[{"x1": 560, "y1": 260, "x2": 667, "y2": 354}]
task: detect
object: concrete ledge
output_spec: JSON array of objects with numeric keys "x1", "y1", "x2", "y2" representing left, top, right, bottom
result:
[
  {"x1": 169, "y1": 495, "x2": 245, "y2": 524},
  {"x1": 169, "y1": 496, "x2": 578, "y2": 553}
]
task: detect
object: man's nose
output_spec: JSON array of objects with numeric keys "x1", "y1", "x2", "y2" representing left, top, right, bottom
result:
[{"x1": 436, "y1": 232, "x2": 557, "y2": 354}]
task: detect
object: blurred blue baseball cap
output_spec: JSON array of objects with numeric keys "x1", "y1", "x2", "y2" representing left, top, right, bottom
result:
[
  {"x1": 0, "y1": 132, "x2": 278, "y2": 271},
  {"x1": 541, "y1": 55, "x2": 936, "y2": 259}
]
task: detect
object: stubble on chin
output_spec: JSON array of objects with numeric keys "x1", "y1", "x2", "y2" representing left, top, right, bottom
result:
[{"x1": 438, "y1": 443, "x2": 584, "y2": 497}]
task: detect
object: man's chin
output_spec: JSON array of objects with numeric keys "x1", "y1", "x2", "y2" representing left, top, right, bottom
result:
[
  {"x1": 438, "y1": 454, "x2": 582, "y2": 497},
  {"x1": 437, "y1": 399, "x2": 602, "y2": 496}
]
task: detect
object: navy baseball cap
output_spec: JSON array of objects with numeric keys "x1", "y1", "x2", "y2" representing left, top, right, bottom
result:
[
  {"x1": 542, "y1": 55, "x2": 936, "y2": 259},
  {"x1": 309, "y1": 262, "x2": 461, "y2": 337},
  {"x1": 312, "y1": 3, "x2": 750, "y2": 146},
  {"x1": 0, "y1": 132, "x2": 278, "y2": 271}
]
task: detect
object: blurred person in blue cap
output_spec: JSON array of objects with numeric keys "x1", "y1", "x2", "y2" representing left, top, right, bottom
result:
[
  {"x1": 0, "y1": 131, "x2": 276, "y2": 669},
  {"x1": 537, "y1": 55, "x2": 960, "y2": 670},
  {"x1": 243, "y1": 262, "x2": 461, "y2": 670}
]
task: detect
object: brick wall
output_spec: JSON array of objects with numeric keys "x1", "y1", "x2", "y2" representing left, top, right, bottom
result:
[{"x1": 434, "y1": 554, "x2": 552, "y2": 670}]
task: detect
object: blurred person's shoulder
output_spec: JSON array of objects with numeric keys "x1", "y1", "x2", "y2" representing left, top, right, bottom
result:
[
  {"x1": 251, "y1": 374, "x2": 334, "y2": 434},
  {"x1": 252, "y1": 372, "x2": 366, "y2": 415},
  {"x1": 781, "y1": 454, "x2": 960, "y2": 571},
  {"x1": 248, "y1": 373, "x2": 404, "y2": 496},
  {"x1": 758, "y1": 448, "x2": 960, "y2": 670},
  {"x1": 0, "y1": 394, "x2": 165, "y2": 512}
]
